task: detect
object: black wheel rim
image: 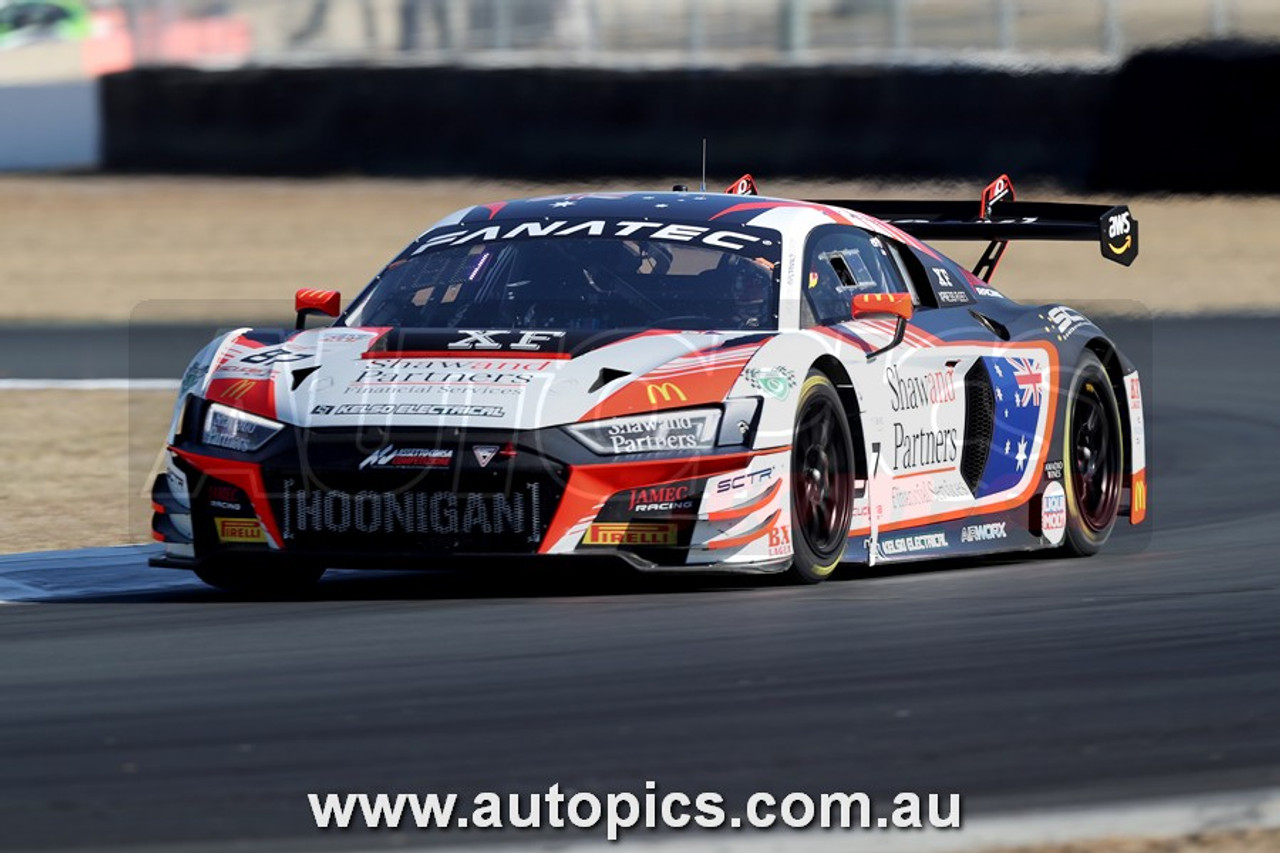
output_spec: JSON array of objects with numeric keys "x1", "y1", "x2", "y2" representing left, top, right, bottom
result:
[
  {"x1": 1071, "y1": 380, "x2": 1122, "y2": 532},
  {"x1": 791, "y1": 394, "x2": 853, "y2": 558}
]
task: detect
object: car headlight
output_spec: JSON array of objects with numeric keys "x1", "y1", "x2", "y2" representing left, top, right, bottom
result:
[
  {"x1": 568, "y1": 408, "x2": 722, "y2": 455},
  {"x1": 202, "y1": 403, "x2": 283, "y2": 452}
]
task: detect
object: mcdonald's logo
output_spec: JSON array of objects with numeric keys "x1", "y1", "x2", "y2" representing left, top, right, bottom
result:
[
  {"x1": 645, "y1": 382, "x2": 687, "y2": 405},
  {"x1": 1131, "y1": 472, "x2": 1147, "y2": 524},
  {"x1": 223, "y1": 379, "x2": 256, "y2": 401}
]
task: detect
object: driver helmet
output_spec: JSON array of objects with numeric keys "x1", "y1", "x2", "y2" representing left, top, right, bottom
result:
[{"x1": 730, "y1": 257, "x2": 775, "y2": 328}]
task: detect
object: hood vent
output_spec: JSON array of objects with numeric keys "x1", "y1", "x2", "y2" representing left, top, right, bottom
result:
[
  {"x1": 589, "y1": 368, "x2": 630, "y2": 393},
  {"x1": 291, "y1": 366, "x2": 321, "y2": 390}
]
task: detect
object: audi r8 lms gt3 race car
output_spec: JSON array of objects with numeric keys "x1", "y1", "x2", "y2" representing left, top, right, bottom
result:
[{"x1": 150, "y1": 174, "x2": 1148, "y2": 593}]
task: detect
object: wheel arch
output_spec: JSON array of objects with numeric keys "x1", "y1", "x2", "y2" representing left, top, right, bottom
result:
[
  {"x1": 1082, "y1": 336, "x2": 1134, "y2": 478},
  {"x1": 808, "y1": 354, "x2": 867, "y2": 480}
]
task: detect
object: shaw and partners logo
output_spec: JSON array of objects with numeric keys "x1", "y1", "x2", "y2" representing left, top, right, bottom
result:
[{"x1": 645, "y1": 383, "x2": 687, "y2": 405}]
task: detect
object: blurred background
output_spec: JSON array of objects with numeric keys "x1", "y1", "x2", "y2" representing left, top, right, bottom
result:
[
  {"x1": 2, "y1": 0, "x2": 1279, "y2": 183},
  {"x1": 4, "y1": 0, "x2": 1279, "y2": 76}
]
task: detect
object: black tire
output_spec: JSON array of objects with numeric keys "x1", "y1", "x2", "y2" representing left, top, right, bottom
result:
[
  {"x1": 195, "y1": 559, "x2": 325, "y2": 596},
  {"x1": 787, "y1": 372, "x2": 855, "y2": 583},
  {"x1": 1061, "y1": 351, "x2": 1125, "y2": 556}
]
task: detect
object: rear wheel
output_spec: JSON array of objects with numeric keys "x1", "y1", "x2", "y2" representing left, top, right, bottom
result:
[
  {"x1": 1061, "y1": 351, "x2": 1124, "y2": 556},
  {"x1": 195, "y1": 559, "x2": 325, "y2": 596},
  {"x1": 787, "y1": 372, "x2": 855, "y2": 583}
]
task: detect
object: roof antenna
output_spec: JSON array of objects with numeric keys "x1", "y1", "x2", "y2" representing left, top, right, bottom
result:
[{"x1": 700, "y1": 138, "x2": 707, "y2": 192}]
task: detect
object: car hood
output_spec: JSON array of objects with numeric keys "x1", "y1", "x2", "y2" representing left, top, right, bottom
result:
[{"x1": 200, "y1": 326, "x2": 773, "y2": 431}]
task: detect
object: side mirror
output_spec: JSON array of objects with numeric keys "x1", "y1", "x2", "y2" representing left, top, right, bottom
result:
[
  {"x1": 851, "y1": 292, "x2": 914, "y2": 359},
  {"x1": 295, "y1": 288, "x2": 341, "y2": 330}
]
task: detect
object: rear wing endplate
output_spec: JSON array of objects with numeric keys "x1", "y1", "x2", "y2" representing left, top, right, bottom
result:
[{"x1": 810, "y1": 177, "x2": 1139, "y2": 278}]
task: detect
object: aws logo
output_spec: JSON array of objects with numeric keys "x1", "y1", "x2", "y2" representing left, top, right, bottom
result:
[
  {"x1": 646, "y1": 382, "x2": 687, "y2": 405},
  {"x1": 1102, "y1": 207, "x2": 1138, "y2": 266},
  {"x1": 1107, "y1": 211, "x2": 1132, "y2": 254}
]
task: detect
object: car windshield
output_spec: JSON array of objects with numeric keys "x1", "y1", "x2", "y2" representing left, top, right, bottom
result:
[{"x1": 342, "y1": 222, "x2": 782, "y2": 332}]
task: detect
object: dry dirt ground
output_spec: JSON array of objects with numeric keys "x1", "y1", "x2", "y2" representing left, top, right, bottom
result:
[
  {"x1": 0, "y1": 389, "x2": 170, "y2": 553},
  {"x1": 2, "y1": 176, "x2": 1279, "y2": 324}
]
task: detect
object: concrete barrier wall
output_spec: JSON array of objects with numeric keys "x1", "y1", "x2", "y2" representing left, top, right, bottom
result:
[
  {"x1": 0, "y1": 80, "x2": 99, "y2": 171},
  {"x1": 1095, "y1": 39, "x2": 1280, "y2": 193},
  {"x1": 99, "y1": 40, "x2": 1280, "y2": 192}
]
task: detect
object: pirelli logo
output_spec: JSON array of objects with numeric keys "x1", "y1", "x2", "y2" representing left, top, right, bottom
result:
[
  {"x1": 216, "y1": 518, "x2": 267, "y2": 544},
  {"x1": 583, "y1": 523, "x2": 678, "y2": 547},
  {"x1": 645, "y1": 382, "x2": 687, "y2": 405}
]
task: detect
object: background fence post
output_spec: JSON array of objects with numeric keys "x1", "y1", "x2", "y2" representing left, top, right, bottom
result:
[
  {"x1": 891, "y1": 0, "x2": 911, "y2": 54},
  {"x1": 689, "y1": 0, "x2": 705, "y2": 65},
  {"x1": 1209, "y1": 0, "x2": 1230, "y2": 36},
  {"x1": 1102, "y1": 0, "x2": 1123, "y2": 58},
  {"x1": 781, "y1": 0, "x2": 810, "y2": 61},
  {"x1": 997, "y1": 0, "x2": 1016, "y2": 52}
]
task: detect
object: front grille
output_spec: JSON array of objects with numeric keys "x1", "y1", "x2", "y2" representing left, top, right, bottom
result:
[
  {"x1": 961, "y1": 362, "x2": 995, "y2": 493},
  {"x1": 262, "y1": 429, "x2": 567, "y2": 555}
]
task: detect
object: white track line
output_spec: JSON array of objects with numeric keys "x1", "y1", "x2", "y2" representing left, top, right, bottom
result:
[
  {"x1": 0, "y1": 573, "x2": 53, "y2": 605},
  {"x1": 0, "y1": 544, "x2": 202, "y2": 603},
  {"x1": 0, "y1": 379, "x2": 180, "y2": 390}
]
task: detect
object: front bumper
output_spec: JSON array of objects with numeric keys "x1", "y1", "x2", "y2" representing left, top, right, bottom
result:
[{"x1": 152, "y1": 419, "x2": 792, "y2": 573}]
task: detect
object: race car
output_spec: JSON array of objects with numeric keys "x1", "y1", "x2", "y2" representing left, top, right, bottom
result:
[{"x1": 150, "y1": 174, "x2": 1147, "y2": 592}]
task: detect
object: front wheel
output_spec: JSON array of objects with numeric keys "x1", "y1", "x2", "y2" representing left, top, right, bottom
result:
[
  {"x1": 1061, "y1": 351, "x2": 1124, "y2": 556},
  {"x1": 787, "y1": 372, "x2": 855, "y2": 583},
  {"x1": 195, "y1": 559, "x2": 325, "y2": 596}
]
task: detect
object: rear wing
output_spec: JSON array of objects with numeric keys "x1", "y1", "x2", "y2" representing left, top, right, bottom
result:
[{"x1": 809, "y1": 175, "x2": 1138, "y2": 281}]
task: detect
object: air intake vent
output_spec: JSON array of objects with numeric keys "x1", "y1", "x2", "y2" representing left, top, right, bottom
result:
[{"x1": 961, "y1": 361, "x2": 995, "y2": 493}]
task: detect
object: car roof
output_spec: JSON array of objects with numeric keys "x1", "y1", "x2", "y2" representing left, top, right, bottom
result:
[{"x1": 439, "y1": 190, "x2": 919, "y2": 247}]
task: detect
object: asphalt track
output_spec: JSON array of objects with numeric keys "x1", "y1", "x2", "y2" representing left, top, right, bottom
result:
[{"x1": 1, "y1": 317, "x2": 1279, "y2": 851}]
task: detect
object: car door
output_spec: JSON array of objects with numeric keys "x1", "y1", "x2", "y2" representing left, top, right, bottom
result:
[
  {"x1": 802, "y1": 226, "x2": 952, "y2": 554},
  {"x1": 874, "y1": 242, "x2": 1054, "y2": 557},
  {"x1": 803, "y1": 227, "x2": 993, "y2": 561}
]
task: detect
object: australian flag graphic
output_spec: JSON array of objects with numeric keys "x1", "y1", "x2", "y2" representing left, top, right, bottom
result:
[{"x1": 976, "y1": 355, "x2": 1045, "y2": 498}]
